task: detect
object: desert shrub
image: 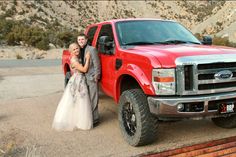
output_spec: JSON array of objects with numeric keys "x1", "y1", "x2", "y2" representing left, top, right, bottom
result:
[
  {"x1": 13, "y1": 0, "x2": 17, "y2": 5},
  {"x1": 56, "y1": 30, "x2": 78, "y2": 48},
  {"x1": 182, "y1": 1, "x2": 226, "y2": 22},
  {"x1": 213, "y1": 36, "x2": 236, "y2": 47},
  {"x1": 6, "y1": 32, "x2": 16, "y2": 45},
  {"x1": 35, "y1": 37, "x2": 49, "y2": 50},
  {"x1": 0, "y1": 16, "x2": 27, "y2": 44},
  {"x1": 18, "y1": 10, "x2": 25, "y2": 15},
  {"x1": 0, "y1": 16, "x2": 14, "y2": 39},
  {"x1": 16, "y1": 54, "x2": 23, "y2": 59},
  {"x1": 5, "y1": 9, "x2": 15, "y2": 17},
  {"x1": 6, "y1": 23, "x2": 27, "y2": 45},
  {"x1": 5, "y1": 5, "x2": 16, "y2": 17},
  {"x1": 194, "y1": 33, "x2": 236, "y2": 48},
  {"x1": 1, "y1": 4, "x2": 6, "y2": 11},
  {"x1": 22, "y1": 27, "x2": 50, "y2": 50},
  {"x1": 194, "y1": 33, "x2": 201, "y2": 41},
  {"x1": 0, "y1": 12, "x2": 77, "y2": 50}
]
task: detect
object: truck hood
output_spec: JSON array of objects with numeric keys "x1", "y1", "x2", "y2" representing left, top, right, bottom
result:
[{"x1": 124, "y1": 44, "x2": 236, "y2": 67}]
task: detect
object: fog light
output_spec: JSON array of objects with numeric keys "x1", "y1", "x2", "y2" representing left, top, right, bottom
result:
[{"x1": 177, "y1": 103, "x2": 184, "y2": 112}]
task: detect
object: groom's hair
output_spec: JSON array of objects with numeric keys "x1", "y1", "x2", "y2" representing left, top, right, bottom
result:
[{"x1": 78, "y1": 32, "x2": 88, "y2": 39}]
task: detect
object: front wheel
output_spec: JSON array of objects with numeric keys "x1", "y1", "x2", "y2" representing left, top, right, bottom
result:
[
  {"x1": 118, "y1": 89, "x2": 158, "y2": 146},
  {"x1": 212, "y1": 114, "x2": 236, "y2": 128}
]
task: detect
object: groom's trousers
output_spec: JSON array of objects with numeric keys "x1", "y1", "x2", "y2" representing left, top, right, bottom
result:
[{"x1": 86, "y1": 79, "x2": 99, "y2": 122}]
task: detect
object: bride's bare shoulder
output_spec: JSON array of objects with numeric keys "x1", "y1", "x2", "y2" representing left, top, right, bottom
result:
[{"x1": 70, "y1": 56, "x2": 78, "y2": 63}]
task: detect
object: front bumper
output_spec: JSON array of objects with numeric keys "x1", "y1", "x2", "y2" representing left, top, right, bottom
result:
[{"x1": 148, "y1": 91, "x2": 236, "y2": 119}]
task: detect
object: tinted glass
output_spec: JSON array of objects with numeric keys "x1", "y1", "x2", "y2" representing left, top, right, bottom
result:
[
  {"x1": 96, "y1": 24, "x2": 114, "y2": 48},
  {"x1": 87, "y1": 26, "x2": 98, "y2": 45},
  {"x1": 115, "y1": 20, "x2": 200, "y2": 46}
]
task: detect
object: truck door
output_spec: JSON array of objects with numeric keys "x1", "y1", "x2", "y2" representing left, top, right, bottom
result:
[{"x1": 96, "y1": 24, "x2": 116, "y2": 97}]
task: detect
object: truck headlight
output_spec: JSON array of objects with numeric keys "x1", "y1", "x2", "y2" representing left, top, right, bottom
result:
[{"x1": 152, "y1": 69, "x2": 176, "y2": 95}]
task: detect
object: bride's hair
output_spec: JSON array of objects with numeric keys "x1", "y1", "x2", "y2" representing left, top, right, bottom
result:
[{"x1": 69, "y1": 43, "x2": 80, "y2": 55}]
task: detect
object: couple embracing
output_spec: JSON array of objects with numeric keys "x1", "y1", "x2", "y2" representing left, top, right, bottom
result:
[{"x1": 52, "y1": 33, "x2": 101, "y2": 131}]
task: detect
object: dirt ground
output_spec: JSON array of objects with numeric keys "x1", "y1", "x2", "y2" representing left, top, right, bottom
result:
[{"x1": 0, "y1": 65, "x2": 236, "y2": 157}]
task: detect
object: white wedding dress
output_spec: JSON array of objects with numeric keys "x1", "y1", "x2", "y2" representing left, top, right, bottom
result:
[{"x1": 52, "y1": 57, "x2": 93, "y2": 131}]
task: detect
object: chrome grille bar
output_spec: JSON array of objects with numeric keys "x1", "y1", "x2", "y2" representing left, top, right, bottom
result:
[{"x1": 175, "y1": 54, "x2": 236, "y2": 95}]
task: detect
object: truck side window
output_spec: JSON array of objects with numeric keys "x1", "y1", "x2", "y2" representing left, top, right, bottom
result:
[
  {"x1": 87, "y1": 26, "x2": 98, "y2": 46},
  {"x1": 96, "y1": 24, "x2": 114, "y2": 54}
]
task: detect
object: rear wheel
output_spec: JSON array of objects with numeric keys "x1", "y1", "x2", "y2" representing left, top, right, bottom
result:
[
  {"x1": 212, "y1": 114, "x2": 236, "y2": 128},
  {"x1": 64, "y1": 71, "x2": 71, "y2": 87},
  {"x1": 118, "y1": 89, "x2": 158, "y2": 146}
]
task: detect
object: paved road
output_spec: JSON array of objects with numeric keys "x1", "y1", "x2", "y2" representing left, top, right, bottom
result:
[
  {"x1": 0, "y1": 59, "x2": 61, "y2": 68},
  {"x1": 0, "y1": 59, "x2": 63, "y2": 101},
  {"x1": 0, "y1": 73, "x2": 63, "y2": 100}
]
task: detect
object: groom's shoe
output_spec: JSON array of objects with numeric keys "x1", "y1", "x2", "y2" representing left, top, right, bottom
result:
[{"x1": 93, "y1": 119, "x2": 100, "y2": 127}]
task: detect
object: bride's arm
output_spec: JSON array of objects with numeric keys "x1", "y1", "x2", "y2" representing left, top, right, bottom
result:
[{"x1": 72, "y1": 52, "x2": 90, "y2": 73}]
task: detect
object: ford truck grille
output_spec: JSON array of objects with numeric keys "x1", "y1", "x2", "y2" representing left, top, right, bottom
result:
[{"x1": 176, "y1": 54, "x2": 236, "y2": 95}]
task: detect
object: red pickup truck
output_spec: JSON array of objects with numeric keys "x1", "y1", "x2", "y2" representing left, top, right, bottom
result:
[{"x1": 62, "y1": 18, "x2": 236, "y2": 146}]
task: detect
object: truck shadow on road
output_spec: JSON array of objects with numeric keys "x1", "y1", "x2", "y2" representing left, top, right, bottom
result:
[
  {"x1": 97, "y1": 93, "x2": 236, "y2": 149},
  {"x1": 151, "y1": 119, "x2": 235, "y2": 146}
]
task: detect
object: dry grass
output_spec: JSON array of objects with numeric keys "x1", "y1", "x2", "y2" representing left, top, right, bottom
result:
[{"x1": 16, "y1": 53, "x2": 23, "y2": 59}]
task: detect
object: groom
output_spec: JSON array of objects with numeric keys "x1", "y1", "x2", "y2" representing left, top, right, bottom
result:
[{"x1": 77, "y1": 33, "x2": 101, "y2": 126}]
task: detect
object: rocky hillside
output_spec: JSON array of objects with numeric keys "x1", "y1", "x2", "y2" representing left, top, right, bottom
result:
[{"x1": 0, "y1": 0, "x2": 236, "y2": 42}]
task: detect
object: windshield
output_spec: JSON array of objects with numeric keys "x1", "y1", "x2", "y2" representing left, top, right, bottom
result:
[{"x1": 115, "y1": 20, "x2": 201, "y2": 46}]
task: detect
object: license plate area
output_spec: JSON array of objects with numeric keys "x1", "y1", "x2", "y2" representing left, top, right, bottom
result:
[{"x1": 218, "y1": 102, "x2": 235, "y2": 114}]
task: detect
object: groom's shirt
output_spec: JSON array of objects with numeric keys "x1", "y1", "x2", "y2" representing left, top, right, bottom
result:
[{"x1": 80, "y1": 44, "x2": 87, "y2": 66}]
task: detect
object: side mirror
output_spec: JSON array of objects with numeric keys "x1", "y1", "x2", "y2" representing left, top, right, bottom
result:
[
  {"x1": 98, "y1": 36, "x2": 114, "y2": 54},
  {"x1": 202, "y1": 36, "x2": 212, "y2": 45}
]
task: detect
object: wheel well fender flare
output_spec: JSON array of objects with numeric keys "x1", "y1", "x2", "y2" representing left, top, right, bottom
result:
[
  {"x1": 115, "y1": 64, "x2": 155, "y2": 102},
  {"x1": 64, "y1": 63, "x2": 70, "y2": 75}
]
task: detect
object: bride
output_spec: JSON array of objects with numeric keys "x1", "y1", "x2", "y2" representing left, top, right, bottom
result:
[{"x1": 52, "y1": 43, "x2": 93, "y2": 131}]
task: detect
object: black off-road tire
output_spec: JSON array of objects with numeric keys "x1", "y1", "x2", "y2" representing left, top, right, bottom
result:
[
  {"x1": 64, "y1": 71, "x2": 71, "y2": 87},
  {"x1": 212, "y1": 114, "x2": 236, "y2": 128},
  {"x1": 118, "y1": 89, "x2": 158, "y2": 146}
]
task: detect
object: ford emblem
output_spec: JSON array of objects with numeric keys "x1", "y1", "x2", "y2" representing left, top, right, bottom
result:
[{"x1": 214, "y1": 70, "x2": 233, "y2": 80}]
